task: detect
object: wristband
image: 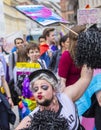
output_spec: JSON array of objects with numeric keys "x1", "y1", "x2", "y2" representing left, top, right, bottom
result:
[{"x1": 8, "y1": 97, "x2": 11, "y2": 100}]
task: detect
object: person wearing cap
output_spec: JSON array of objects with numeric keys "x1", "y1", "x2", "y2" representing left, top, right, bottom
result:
[{"x1": 15, "y1": 65, "x2": 93, "y2": 130}]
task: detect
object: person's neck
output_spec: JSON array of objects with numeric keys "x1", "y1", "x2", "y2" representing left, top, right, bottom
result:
[
  {"x1": 46, "y1": 40, "x2": 50, "y2": 46},
  {"x1": 39, "y1": 97, "x2": 59, "y2": 112},
  {"x1": 61, "y1": 48, "x2": 68, "y2": 54},
  {"x1": 30, "y1": 60, "x2": 38, "y2": 63}
]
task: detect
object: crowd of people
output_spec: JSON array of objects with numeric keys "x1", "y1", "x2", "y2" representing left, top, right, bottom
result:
[{"x1": 0, "y1": 24, "x2": 101, "y2": 130}]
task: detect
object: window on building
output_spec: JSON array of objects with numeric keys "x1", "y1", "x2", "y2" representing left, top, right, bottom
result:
[
  {"x1": 68, "y1": 14, "x2": 74, "y2": 21},
  {"x1": 68, "y1": 4, "x2": 74, "y2": 11}
]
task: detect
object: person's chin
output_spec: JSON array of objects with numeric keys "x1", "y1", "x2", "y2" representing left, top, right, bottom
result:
[
  {"x1": 37, "y1": 100, "x2": 44, "y2": 105},
  {"x1": 37, "y1": 98, "x2": 52, "y2": 107}
]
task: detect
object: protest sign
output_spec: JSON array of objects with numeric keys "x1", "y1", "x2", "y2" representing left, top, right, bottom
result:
[
  {"x1": 15, "y1": 5, "x2": 68, "y2": 26},
  {"x1": 77, "y1": 8, "x2": 100, "y2": 25}
]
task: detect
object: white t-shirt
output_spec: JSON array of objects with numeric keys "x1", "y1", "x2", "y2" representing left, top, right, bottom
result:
[
  {"x1": 13, "y1": 59, "x2": 47, "y2": 84},
  {"x1": 29, "y1": 93, "x2": 79, "y2": 130}
]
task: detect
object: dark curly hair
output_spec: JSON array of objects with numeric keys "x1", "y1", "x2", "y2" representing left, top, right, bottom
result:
[
  {"x1": 75, "y1": 24, "x2": 101, "y2": 68},
  {"x1": 21, "y1": 110, "x2": 69, "y2": 130}
]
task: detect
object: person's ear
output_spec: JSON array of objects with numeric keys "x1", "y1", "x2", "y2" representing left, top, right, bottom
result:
[{"x1": 27, "y1": 52, "x2": 30, "y2": 58}]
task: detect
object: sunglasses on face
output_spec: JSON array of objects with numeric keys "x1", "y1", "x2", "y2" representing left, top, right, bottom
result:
[{"x1": 32, "y1": 85, "x2": 49, "y2": 93}]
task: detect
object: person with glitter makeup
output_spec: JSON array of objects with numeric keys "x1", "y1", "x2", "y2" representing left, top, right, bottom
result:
[{"x1": 15, "y1": 65, "x2": 93, "y2": 130}]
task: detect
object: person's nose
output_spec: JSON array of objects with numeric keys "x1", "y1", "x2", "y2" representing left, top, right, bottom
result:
[
  {"x1": 37, "y1": 86, "x2": 42, "y2": 93},
  {"x1": 32, "y1": 52, "x2": 37, "y2": 56},
  {"x1": 19, "y1": 43, "x2": 23, "y2": 46}
]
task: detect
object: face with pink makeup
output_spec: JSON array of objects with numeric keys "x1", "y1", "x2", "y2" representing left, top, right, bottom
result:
[{"x1": 31, "y1": 79, "x2": 55, "y2": 107}]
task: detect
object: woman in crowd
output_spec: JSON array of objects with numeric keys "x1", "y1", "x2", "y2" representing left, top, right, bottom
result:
[{"x1": 58, "y1": 25, "x2": 86, "y2": 89}]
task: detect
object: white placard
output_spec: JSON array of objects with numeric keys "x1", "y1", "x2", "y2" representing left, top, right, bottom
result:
[{"x1": 77, "y1": 8, "x2": 100, "y2": 25}]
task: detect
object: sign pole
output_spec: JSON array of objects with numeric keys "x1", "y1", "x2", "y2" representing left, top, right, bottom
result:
[{"x1": 60, "y1": 23, "x2": 78, "y2": 36}]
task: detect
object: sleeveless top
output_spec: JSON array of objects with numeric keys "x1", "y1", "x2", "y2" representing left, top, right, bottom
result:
[{"x1": 29, "y1": 93, "x2": 79, "y2": 130}]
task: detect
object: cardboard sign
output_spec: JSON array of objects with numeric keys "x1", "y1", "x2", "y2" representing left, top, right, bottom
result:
[{"x1": 77, "y1": 8, "x2": 100, "y2": 25}]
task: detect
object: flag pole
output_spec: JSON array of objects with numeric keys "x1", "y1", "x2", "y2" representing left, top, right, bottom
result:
[{"x1": 60, "y1": 23, "x2": 78, "y2": 36}]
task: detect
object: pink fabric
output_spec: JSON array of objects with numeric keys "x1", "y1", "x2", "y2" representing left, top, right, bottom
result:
[
  {"x1": 80, "y1": 69, "x2": 101, "y2": 130},
  {"x1": 81, "y1": 117, "x2": 95, "y2": 130},
  {"x1": 93, "y1": 69, "x2": 101, "y2": 76}
]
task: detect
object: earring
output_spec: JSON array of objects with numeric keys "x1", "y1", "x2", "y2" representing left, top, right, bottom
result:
[{"x1": 53, "y1": 96, "x2": 57, "y2": 105}]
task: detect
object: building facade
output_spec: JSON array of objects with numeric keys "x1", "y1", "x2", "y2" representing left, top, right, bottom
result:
[
  {"x1": 2, "y1": 0, "x2": 86, "y2": 36},
  {"x1": 60, "y1": 0, "x2": 79, "y2": 24},
  {"x1": 2, "y1": 0, "x2": 35, "y2": 36}
]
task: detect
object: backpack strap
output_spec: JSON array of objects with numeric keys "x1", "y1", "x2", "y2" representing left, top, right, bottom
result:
[
  {"x1": 12, "y1": 52, "x2": 16, "y2": 69},
  {"x1": 38, "y1": 59, "x2": 45, "y2": 69}
]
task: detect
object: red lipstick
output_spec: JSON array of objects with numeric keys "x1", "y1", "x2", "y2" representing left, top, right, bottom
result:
[{"x1": 37, "y1": 95, "x2": 42, "y2": 99}]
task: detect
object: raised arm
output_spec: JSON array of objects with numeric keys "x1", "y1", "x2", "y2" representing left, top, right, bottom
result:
[{"x1": 63, "y1": 65, "x2": 93, "y2": 102}]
